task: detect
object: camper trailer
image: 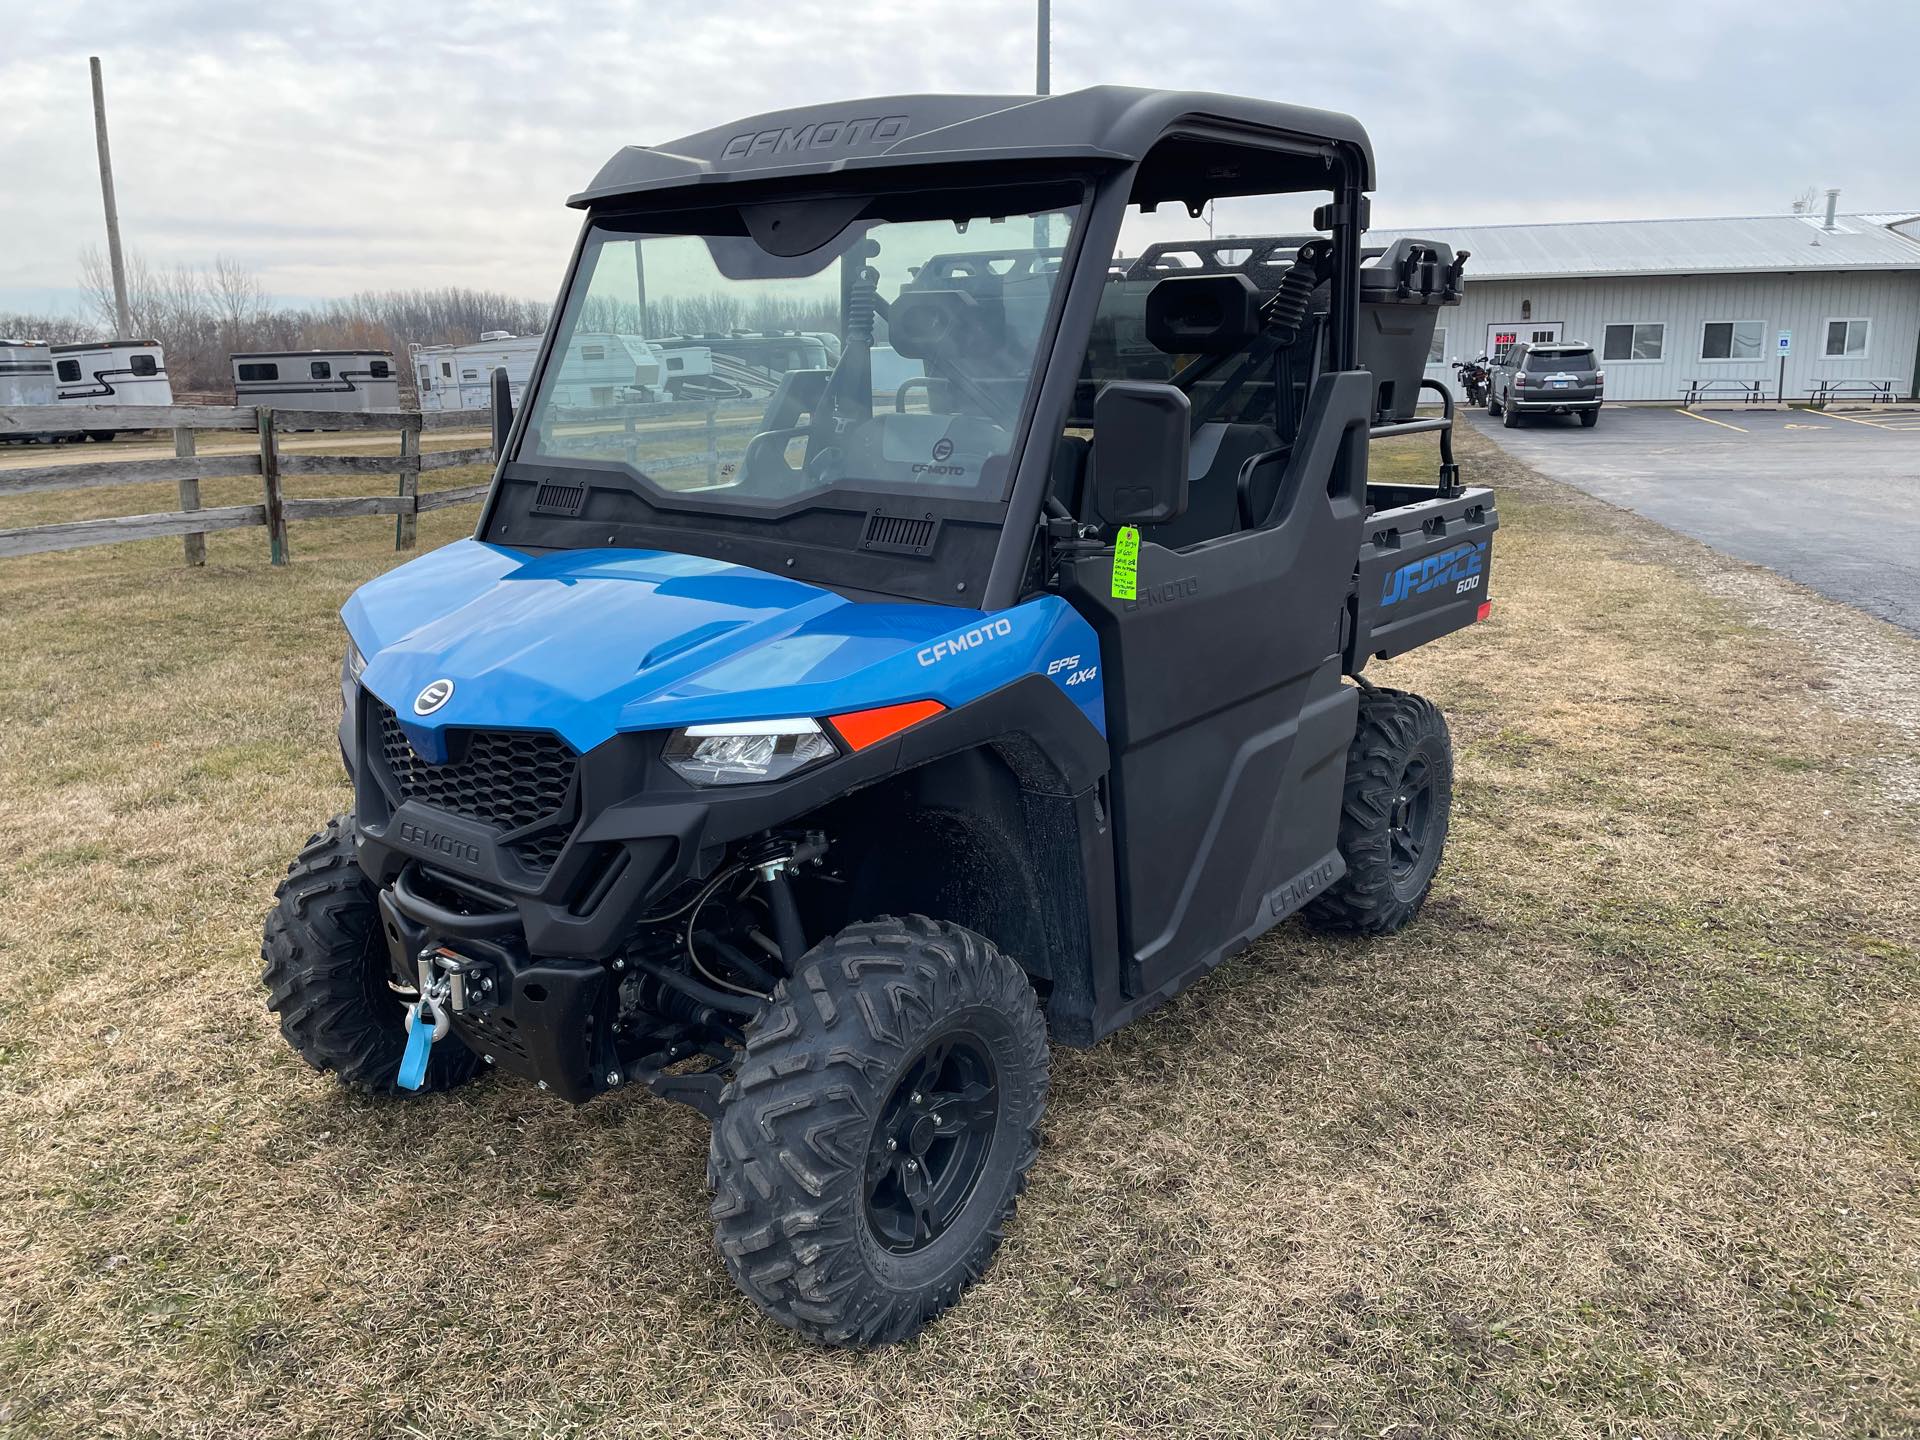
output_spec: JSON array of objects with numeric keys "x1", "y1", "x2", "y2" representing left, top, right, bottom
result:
[
  {"x1": 414, "y1": 332, "x2": 541, "y2": 412},
  {"x1": 52, "y1": 339, "x2": 174, "y2": 439},
  {"x1": 414, "y1": 332, "x2": 684, "y2": 413},
  {"x1": 1, "y1": 340, "x2": 55, "y2": 407},
  {"x1": 231, "y1": 350, "x2": 402, "y2": 412},
  {"x1": 1, "y1": 340, "x2": 57, "y2": 441},
  {"x1": 652, "y1": 330, "x2": 829, "y2": 402}
]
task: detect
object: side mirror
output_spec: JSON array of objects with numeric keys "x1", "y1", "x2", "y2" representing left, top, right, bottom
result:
[
  {"x1": 490, "y1": 366, "x2": 514, "y2": 455},
  {"x1": 1089, "y1": 381, "x2": 1189, "y2": 527}
]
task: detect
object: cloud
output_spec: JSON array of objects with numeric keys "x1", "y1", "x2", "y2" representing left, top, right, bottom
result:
[{"x1": 4, "y1": 0, "x2": 1915, "y2": 314}]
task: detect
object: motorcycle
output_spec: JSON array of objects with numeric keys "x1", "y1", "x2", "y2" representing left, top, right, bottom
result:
[{"x1": 1452, "y1": 355, "x2": 1490, "y2": 408}]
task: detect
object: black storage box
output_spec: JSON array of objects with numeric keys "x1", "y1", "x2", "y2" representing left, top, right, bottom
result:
[{"x1": 1357, "y1": 238, "x2": 1462, "y2": 423}]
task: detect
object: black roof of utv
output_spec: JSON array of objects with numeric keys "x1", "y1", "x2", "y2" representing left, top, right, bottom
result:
[{"x1": 570, "y1": 86, "x2": 1376, "y2": 208}]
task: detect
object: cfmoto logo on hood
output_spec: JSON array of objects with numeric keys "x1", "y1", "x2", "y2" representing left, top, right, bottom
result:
[{"x1": 413, "y1": 678, "x2": 455, "y2": 716}]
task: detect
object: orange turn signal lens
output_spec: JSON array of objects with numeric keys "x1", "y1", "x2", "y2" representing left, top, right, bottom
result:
[{"x1": 828, "y1": 699, "x2": 946, "y2": 751}]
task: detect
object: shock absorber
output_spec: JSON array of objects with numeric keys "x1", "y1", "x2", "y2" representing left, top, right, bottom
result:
[{"x1": 1264, "y1": 238, "x2": 1333, "y2": 347}]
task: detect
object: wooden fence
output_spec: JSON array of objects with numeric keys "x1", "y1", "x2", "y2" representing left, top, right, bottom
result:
[{"x1": 0, "y1": 405, "x2": 495, "y2": 564}]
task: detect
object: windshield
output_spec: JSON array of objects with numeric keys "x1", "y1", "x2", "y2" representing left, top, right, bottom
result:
[
  {"x1": 518, "y1": 194, "x2": 1081, "y2": 509},
  {"x1": 1526, "y1": 349, "x2": 1595, "y2": 372}
]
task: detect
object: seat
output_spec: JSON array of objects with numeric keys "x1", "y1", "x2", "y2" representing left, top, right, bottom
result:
[{"x1": 1149, "y1": 421, "x2": 1281, "y2": 550}]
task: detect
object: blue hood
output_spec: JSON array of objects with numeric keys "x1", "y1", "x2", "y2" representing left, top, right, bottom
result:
[{"x1": 343, "y1": 539, "x2": 1104, "y2": 756}]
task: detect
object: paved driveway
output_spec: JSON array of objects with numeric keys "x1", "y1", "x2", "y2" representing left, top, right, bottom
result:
[{"x1": 1468, "y1": 405, "x2": 1920, "y2": 634}]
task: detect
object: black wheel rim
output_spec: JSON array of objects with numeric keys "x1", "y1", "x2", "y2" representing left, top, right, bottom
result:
[
  {"x1": 864, "y1": 1033, "x2": 1000, "y2": 1254},
  {"x1": 1387, "y1": 755, "x2": 1435, "y2": 883}
]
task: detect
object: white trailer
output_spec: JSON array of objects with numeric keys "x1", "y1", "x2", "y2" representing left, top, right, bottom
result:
[
  {"x1": 51, "y1": 339, "x2": 174, "y2": 438},
  {"x1": 231, "y1": 350, "x2": 402, "y2": 411},
  {"x1": 414, "y1": 332, "x2": 683, "y2": 412},
  {"x1": 0, "y1": 341, "x2": 57, "y2": 441},
  {"x1": 414, "y1": 332, "x2": 540, "y2": 412},
  {"x1": 1, "y1": 340, "x2": 55, "y2": 407}
]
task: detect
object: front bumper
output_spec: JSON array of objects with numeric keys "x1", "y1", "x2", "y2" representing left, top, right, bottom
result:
[{"x1": 340, "y1": 672, "x2": 1107, "y2": 963}]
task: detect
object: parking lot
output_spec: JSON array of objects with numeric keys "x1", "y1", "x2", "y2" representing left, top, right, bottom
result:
[{"x1": 1467, "y1": 404, "x2": 1920, "y2": 634}]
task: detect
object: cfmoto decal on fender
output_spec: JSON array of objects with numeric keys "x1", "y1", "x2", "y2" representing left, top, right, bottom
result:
[{"x1": 918, "y1": 616, "x2": 1014, "y2": 666}]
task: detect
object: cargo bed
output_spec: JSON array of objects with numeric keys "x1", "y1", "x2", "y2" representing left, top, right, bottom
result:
[{"x1": 1345, "y1": 377, "x2": 1498, "y2": 669}]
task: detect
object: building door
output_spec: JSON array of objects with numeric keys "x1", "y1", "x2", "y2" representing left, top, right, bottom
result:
[{"x1": 1487, "y1": 322, "x2": 1563, "y2": 366}]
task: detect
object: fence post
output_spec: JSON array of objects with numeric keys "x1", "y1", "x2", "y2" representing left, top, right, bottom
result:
[
  {"x1": 394, "y1": 418, "x2": 420, "y2": 549},
  {"x1": 173, "y1": 425, "x2": 205, "y2": 567},
  {"x1": 705, "y1": 404, "x2": 718, "y2": 485},
  {"x1": 257, "y1": 408, "x2": 288, "y2": 565}
]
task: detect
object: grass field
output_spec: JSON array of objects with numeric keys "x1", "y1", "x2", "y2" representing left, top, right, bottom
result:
[{"x1": 2, "y1": 428, "x2": 1917, "y2": 1438}]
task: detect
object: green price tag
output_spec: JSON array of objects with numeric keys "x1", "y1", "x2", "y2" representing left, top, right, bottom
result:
[{"x1": 1111, "y1": 525, "x2": 1140, "y2": 601}]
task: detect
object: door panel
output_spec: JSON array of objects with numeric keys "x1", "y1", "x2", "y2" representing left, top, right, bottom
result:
[
  {"x1": 1488, "y1": 322, "x2": 1561, "y2": 365},
  {"x1": 1063, "y1": 372, "x2": 1371, "y2": 999}
]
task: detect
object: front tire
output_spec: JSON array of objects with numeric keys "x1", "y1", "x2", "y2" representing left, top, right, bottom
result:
[
  {"x1": 708, "y1": 916, "x2": 1049, "y2": 1346},
  {"x1": 1303, "y1": 688, "x2": 1454, "y2": 935},
  {"x1": 260, "y1": 814, "x2": 480, "y2": 1095}
]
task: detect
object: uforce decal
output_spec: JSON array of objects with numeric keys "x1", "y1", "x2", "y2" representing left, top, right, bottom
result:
[
  {"x1": 1380, "y1": 541, "x2": 1488, "y2": 608},
  {"x1": 721, "y1": 115, "x2": 910, "y2": 160},
  {"x1": 918, "y1": 616, "x2": 1013, "y2": 667}
]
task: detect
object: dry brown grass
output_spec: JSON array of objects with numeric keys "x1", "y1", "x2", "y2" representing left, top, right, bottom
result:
[{"x1": 2, "y1": 429, "x2": 1918, "y2": 1438}]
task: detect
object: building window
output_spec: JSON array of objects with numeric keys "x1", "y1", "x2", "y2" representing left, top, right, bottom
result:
[
  {"x1": 581, "y1": 344, "x2": 606, "y2": 362},
  {"x1": 129, "y1": 353, "x2": 159, "y2": 376},
  {"x1": 237, "y1": 362, "x2": 279, "y2": 382},
  {"x1": 310, "y1": 360, "x2": 332, "y2": 380},
  {"x1": 461, "y1": 369, "x2": 479, "y2": 380},
  {"x1": 1823, "y1": 318, "x2": 1869, "y2": 358},
  {"x1": 441, "y1": 361, "x2": 453, "y2": 377},
  {"x1": 56, "y1": 359, "x2": 81, "y2": 382},
  {"x1": 419, "y1": 369, "x2": 432, "y2": 392},
  {"x1": 368, "y1": 359, "x2": 391, "y2": 378},
  {"x1": 1604, "y1": 323, "x2": 1665, "y2": 361},
  {"x1": 1426, "y1": 327, "x2": 1448, "y2": 365},
  {"x1": 1701, "y1": 321, "x2": 1764, "y2": 361}
]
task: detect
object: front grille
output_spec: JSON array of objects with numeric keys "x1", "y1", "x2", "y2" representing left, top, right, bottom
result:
[{"x1": 374, "y1": 701, "x2": 577, "y2": 857}]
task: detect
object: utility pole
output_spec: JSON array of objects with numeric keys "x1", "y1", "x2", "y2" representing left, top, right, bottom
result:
[
  {"x1": 90, "y1": 56, "x2": 133, "y2": 337},
  {"x1": 1036, "y1": 0, "x2": 1050, "y2": 95},
  {"x1": 1033, "y1": 1, "x2": 1051, "y2": 250}
]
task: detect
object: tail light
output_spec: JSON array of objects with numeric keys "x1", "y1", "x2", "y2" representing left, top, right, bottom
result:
[
  {"x1": 1594, "y1": 370, "x2": 1606, "y2": 386},
  {"x1": 1512, "y1": 373, "x2": 1527, "y2": 388}
]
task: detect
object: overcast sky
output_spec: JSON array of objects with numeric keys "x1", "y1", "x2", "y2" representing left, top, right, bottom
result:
[{"x1": 4, "y1": 1, "x2": 1916, "y2": 318}]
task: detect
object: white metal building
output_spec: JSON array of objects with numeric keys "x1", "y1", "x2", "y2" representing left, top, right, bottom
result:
[{"x1": 1392, "y1": 203, "x2": 1920, "y2": 403}]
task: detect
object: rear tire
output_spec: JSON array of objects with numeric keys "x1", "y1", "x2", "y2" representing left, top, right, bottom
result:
[
  {"x1": 1486, "y1": 391, "x2": 1501, "y2": 416},
  {"x1": 260, "y1": 814, "x2": 480, "y2": 1095},
  {"x1": 1580, "y1": 408, "x2": 1600, "y2": 428},
  {"x1": 1501, "y1": 397, "x2": 1519, "y2": 428},
  {"x1": 708, "y1": 916, "x2": 1049, "y2": 1346},
  {"x1": 1303, "y1": 688, "x2": 1453, "y2": 935}
]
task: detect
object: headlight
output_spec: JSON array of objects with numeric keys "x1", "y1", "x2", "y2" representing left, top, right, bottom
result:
[
  {"x1": 663, "y1": 718, "x2": 836, "y2": 786},
  {"x1": 344, "y1": 634, "x2": 368, "y2": 685}
]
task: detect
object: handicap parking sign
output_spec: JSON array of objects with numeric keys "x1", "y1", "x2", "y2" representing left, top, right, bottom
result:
[{"x1": 1778, "y1": 330, "x2": 1792, "y2": 355}]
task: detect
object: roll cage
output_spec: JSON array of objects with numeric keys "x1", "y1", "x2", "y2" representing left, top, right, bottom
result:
[{"x1": 477, "y1": 87, "x2": 1375, "y2": 610}]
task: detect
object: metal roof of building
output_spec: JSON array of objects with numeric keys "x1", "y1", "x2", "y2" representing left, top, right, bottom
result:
[{"x1": 1373, "y1": 212, "x2": 1920, "y2": 281}]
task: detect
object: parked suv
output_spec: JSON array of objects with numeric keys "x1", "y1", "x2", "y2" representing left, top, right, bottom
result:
[{"x1": 1488, "y1": 341, "x2": 1603, "y2": 427}]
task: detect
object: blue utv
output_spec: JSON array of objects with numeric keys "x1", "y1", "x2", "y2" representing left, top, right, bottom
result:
[{"x1": 262, "y1": 86, "x2": 1495, "y2": 1346}]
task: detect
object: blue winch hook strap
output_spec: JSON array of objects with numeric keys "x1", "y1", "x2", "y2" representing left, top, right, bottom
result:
[{"x1": 396, "y1": 1002, "x2": 435, "y2": 1091}]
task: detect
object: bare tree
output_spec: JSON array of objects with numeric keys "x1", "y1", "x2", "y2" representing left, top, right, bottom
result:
[{"x1": 0, "y1": 311, "x2": 99, "y2": 345}]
